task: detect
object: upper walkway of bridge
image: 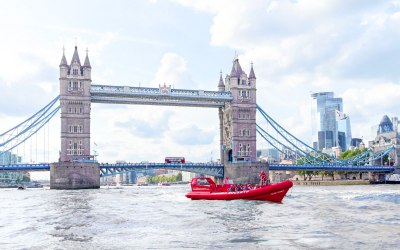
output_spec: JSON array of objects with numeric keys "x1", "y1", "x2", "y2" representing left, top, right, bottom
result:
[{"x1": 90, "y1": 84, "x2": 233, "y2": 107}]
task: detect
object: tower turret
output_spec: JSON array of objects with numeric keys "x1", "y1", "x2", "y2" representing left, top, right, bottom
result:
[
  {"x1": 83, "y1": 49, "x2": 92, "y2": 79},
  {"x1": 248, "y1": 62, "x2": 256, "y2": 88},
  {"x1": 218, "y1": 70, "x2": 225, "y2": 92},
  {"x1": 59, "y1": 48, "x2": 68, "y2": 78}
]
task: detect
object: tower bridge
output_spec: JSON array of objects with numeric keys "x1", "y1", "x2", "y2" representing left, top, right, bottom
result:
[
  {"x1": 1, "y1": 46, "x2": 398, "y2": 189},
  {"x1": 51, "y1": 46, "x2": 263, "y2": 189}
]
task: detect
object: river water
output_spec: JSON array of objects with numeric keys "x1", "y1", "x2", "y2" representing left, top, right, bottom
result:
[{"x1": 0, "y1": 184, "x2": 399, "y2": 249}]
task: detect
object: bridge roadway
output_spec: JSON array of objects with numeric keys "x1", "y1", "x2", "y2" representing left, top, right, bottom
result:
[
  {"x1": 0, "y1": 163, "x2": 394, "y2": 176},
  {"x1": 0, "y1": 162, "x2": 225, "y2": 177}
]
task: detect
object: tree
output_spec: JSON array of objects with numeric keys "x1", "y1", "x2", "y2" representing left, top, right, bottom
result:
[
  {"x1": 176, "y1": 172, "x2": 182, "y2": 181},
  {"x1": 325, "y1": 171, "x2": 335, "y2": 180},
  {"x1": 319, "y1": 171, "x2": 328, "y2": 181},
  {"x1": 296, "y1": 170, "x2": 316, "y2": 181},
  {"x1": 339, "y1": 148, "x2": 368, "y2": 165}
]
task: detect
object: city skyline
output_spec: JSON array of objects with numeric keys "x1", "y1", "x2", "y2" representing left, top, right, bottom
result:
[{"x1": 1, "y1": 1, "x2": 400, "y2": 172}]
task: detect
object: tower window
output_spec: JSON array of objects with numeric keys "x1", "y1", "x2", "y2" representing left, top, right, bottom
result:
[{"x1": 239, "y1": 90, "x2": 249, "y2": 99}]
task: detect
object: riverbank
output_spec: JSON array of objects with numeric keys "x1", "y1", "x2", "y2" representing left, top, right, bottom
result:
[{"x1": 294, "y1": 180, "x2": 370, "y2": 185}]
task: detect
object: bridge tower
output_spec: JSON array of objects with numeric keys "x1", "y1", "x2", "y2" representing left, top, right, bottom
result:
[
  {"x1": 50, "y1": 46, "x2": 100, "y2": 189},
  {"x1": 220, "y1": 57, "x2": 268, "y2": 183},
  {"x1": 59, "y1": 46, "x2": 92, "y2": 162}
]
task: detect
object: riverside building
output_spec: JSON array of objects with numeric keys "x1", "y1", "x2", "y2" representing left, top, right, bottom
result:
[
  {"x1": 0, "y1": 151, "x2": 28, "y2": 183},
  {"x1": 368, "y1": 115, "x2": 400, "y2": 166}
]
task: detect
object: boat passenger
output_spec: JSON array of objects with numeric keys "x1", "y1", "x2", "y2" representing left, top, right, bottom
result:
[
  {"x1": 259, "y1": 171, "x2": 268, "y2": 186},
  {"x1": 224, "y1": 177, "x2": 229, "y2": 184}
]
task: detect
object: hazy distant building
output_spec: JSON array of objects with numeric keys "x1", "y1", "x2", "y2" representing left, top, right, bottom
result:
[
  {"x1": 0, "y1": 151, "x2": 25, "y2": 183},
  {"x1": 257, "y1": 148, "x2": 280, "y2": 163},
  {"x1": 311, "y1": 92, "x2": 352, "y2": 151},
  {"x1": 351, "y1": 138, "x2": 363, "y2": 148}
]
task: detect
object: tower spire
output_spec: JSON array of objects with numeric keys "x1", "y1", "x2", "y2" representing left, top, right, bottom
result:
[
  {"x1": 59, "y1": 46, "x2": 68, "y2": 67},
  {"x1": 83, "y1": 48, "x2": 91, "y2": 68},
  {"x1": 218, "y1": 70, "x2": 225, "y2": 91},
  {"x1": 230, "y1": 55, "x2": 243, "y2": 78},
  {"x1": 70, "y1": 45, "x2": 81, "y2": 65},
  {"x1": 249, "y1": 61, "x2": 256, "y2": 79}
]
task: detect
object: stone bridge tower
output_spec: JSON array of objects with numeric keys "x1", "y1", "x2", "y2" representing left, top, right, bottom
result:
[
  {"x1": 219, "y1": 56, "x2": 268, "y2": 183},
  {"x1": 50, "y1": 46, "x2": 99, "y2": 189},
  {"x1": 59, "y1": 46, "x2": 92, "y2": 162}
]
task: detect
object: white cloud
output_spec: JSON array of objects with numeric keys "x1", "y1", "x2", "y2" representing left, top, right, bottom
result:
[
  {"x1": 151, "y1": 53, "x2": 193, "y2": 88},
  {"x1": 176, "y1": 0, "x2": 400, "y2": 146},
  {"x1": 170, "y1": 125, "x2": 215, "y2": 145}
]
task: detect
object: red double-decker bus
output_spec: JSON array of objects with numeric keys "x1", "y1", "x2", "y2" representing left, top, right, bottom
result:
[{"x1": 165, "y1": 157, "x2": 185, "y2": 163}]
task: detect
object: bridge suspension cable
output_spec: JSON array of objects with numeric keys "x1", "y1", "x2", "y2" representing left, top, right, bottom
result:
[
  {"x1": 256, "y1": 104, "x2": 335, "y2": 163},
  {"x1": 0, "y1": 96, "x2": 60, "y2": 157}
]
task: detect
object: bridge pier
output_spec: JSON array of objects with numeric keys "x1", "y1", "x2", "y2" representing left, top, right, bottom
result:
[
  {"x1": 50, "y1": 162, "x2": 100, "y2": 189},
  {"x1": 224, "y1": 162, "x2": 269, "y2": 184}
]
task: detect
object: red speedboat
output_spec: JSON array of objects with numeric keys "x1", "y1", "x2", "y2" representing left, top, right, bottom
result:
[{"x1": 185, "y1": 177, "x2": 293, "y2": 202}]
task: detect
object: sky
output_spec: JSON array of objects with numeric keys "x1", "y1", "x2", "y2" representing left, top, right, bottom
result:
[{"x1": 1, "y1": 0, "x2": 400, "y2": 178}]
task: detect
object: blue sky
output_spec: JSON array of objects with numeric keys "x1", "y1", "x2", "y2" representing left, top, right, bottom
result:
[{"x1": 1, "y1": 1, "x2": 400, "y2": 175}]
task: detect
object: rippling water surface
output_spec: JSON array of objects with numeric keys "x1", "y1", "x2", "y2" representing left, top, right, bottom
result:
[{"x1": 1, "y1": 184, "x2": 399, "y2": 249}]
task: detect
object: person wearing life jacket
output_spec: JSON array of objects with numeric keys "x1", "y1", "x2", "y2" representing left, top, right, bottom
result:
[
  {"x1": 259, "y1": 171, "x2": 267, "y2": 186},
  {"x1": 224, "y1": 177, "x2": 229, "y2": 184}
]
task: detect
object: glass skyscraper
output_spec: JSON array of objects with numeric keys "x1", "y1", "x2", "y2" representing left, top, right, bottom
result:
[{"x1": 311, "y1": 92, "x2": 352, "y2": 151}]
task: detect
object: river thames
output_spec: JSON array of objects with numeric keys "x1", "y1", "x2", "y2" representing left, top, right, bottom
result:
[{"x1": 0, "y1": 184, "x2": 399, "y2": 249}]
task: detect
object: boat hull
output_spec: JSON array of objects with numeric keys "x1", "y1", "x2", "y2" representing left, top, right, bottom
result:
[{"x1": 186, "y1": 180, "x2": 293, "y2": 202}]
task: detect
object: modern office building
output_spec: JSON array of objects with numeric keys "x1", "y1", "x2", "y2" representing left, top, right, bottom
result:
[{"x1": 311, "y1": 92, "x2": 352, "y2": 151}]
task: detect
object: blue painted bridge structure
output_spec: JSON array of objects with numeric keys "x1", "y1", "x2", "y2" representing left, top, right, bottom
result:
[
  {"x1": 0, "y1": 162, "x2": 394, "y2": 178},
  {"x1": 0, "y1": 162, "x2": 225, "y2": 178}
]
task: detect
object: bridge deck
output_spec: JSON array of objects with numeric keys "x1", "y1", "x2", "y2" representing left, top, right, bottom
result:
[
  {"x1": 0, "y1": 163, "x2": 394, "y2": 174},
  {"x1": 99, "y1": 162, "x2": 224, "y2": 177}
]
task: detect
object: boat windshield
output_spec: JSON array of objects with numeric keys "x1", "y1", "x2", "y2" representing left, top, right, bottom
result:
[{"x1": 196, "y1": 179, "x2": 210, "y2": 186}]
